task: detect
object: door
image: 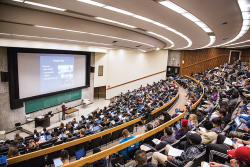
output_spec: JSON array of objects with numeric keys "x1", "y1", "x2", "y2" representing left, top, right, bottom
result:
[
  {"x1": 166, "y1": 66, "x2": 180, "y2": 77},
  {"x1": 229, "y1": 51, "x2": 240, "y2": 64},
  {"x1": 94, "y1": 86, "x2": 106, "y2": 99}
]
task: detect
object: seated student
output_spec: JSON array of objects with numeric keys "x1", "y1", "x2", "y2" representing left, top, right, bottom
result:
[
  {"x1": 142, "y1": 124, "x2": 154, "y2": 145},
  {"x1": 43, "y1": 128, "x2": 50, "y2": 135},
  {"x1": 197, "y1": 120, "x2": 218, "y2": 145},
  {"x1": 67, "y1": 133, "x2": 74, "y2": 140},
  {"x1": 59, "y1": 128, "x2": 67, "y2": 139},
  {"x1": 48, "y1": 133, "x2": 57, "y2": 142},
  {"x1": 35, "y1": 136, "x2": 46, "y2": 145},
  {"x1": 211, "y1": 117, "x2": 222, "y2": 134},
  {"x1": 151, "y1": 133, "x2": 205, "y2": 166},
  {"x1": 91, "y1": 147, "x2": 107, "y2": 167},
  {"x1": 119, "y1": 129, "x2": 139, "y2": 159},
  {"x1": 135, "y1": 150, "x2": 157, "y2": 167},
  {"x1": 196, "y1": 111, "x2": 204, "y2": 123},
  {"x1": 208, "y1": 146, "x2": 250, "y2": 167},
  {"x1": 66, "y1": 123, "x2": 72, "y2": 134},
  {"x1": 103, "y1": 117, "x2": 110, "y2": 127},
  {"x1": 188, "y1": 114, "x2": 198, "y2": 129},
  {"x1": 60, "y1": 150, "x2": 70, "y2": 165},
  {"x1": 228, "y1": 94, "x2": 237, "y2": 108},
  {"x1": 0, "y1": 140, "x2": 11, "y2": 151},
  {"x1": 12, "y1": 140, "x2": 25, "y2": 150},
  {"x1": 79, "y1": 128, "x2": 85, "y2": 138},
  {"x1": 217, "y1": 108, "x2": 231, "y2": 129},
  {"x1": 238, "y1": 107, "x2": 250, "y2": 123},
  {"x1": 7, "y1": 146, "x2": 19, "y2": 158},
  {"x1": 26, "y1": 139, "x2": 38, "y2": 153},
  {"x1": 229, "y1": 119, "x2": 250, "y2": 138},
  {"x1": 175, "y1": 119, "x2": 191, "y2": 139},
  {"x1": 15, "y1": 133, "x2": 22, "y2": 140},
  {"x1": 59, "y1": 122, "x2": 65, "y2": 129},
  {"x1": 155, "y1": 127, "x2": 176, "y2": 150},
  {"x1": 71, "y1": 118, "x2": 77, "y2": 125},
  {"x1": 53, "y1": 128, "x2": 60, "y2": 137},
  {"x1": 201, "y1": 99, "x2": 214, "y2": 114},
  {"x1": 85, "y1": 125, "x2": 92, "y2": 133},
  {"x1": 33, "y1": 129, "x2": 38, "y2": 136}
]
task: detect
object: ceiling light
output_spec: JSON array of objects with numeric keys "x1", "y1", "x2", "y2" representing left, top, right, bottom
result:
[
  {"x1": 76, "y1": 0, "x2": 105, "y2": 7},
  {"x1": 153, "y1": 22, "x2": 169, "y2": 28},
  {"x1": 95, "y1": 17, "x2": 136, "y2": 28},
  {"x1": 138, "y1": 49, "x2": 146, "y2": 52},
  {"x1": 12, "y1": 0, "x2": 24, "y2": 2},
  {"x1": 238, "y1": 0, "x2": 249, "y2": 12},
  {"x1": 159, "y1": 1, "x2": 187, "y2": 14},
  {"x1": 0, "y1": 33, "x2": 11, "y2": 35},
  {"x1": 242, "y1": 12, "x2": 250, "y2": 19},
  {"x1": 147, "y1": 31, "x2": 174, "y2": 46},
  {"x1": 35, "y1": 25, "x2": 156, "y2": 47},
  {"x1": 133, "y1": 15, "x2": 154, "y2": 22},
  {"x1": 182, "y1": 13, "x2": 200, "y2": 22},
  {"x1": 195, "y1": 22, "x2": 208, "y2": 28},
  {"x1": 24, "y1": 1, "x2": 66, "y2": 11},
  {"x1": 201, "y1": 27, "x2": 213, "y2": 33},
  {"x1": 156, "y1": 48, "x2": 160, "y2": 50},
  {"x1": 104, "y1": 6, "x2": 134, "y2": 16}
]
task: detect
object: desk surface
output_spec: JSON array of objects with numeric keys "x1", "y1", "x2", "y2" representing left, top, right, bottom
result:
[
  {"x1": 35, "y1": 115, "x2": 54, "y2": 121},
  {"x1": 65, "y1": 108, "x2": 79, "y2": 114}
]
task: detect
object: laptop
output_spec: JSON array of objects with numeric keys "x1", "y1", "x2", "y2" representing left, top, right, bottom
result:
[
  {"x1": 74, "y1": 123, "x2": 78, "y2": 128},
  {"x1": 46, "y1": 135, "x2": 52, "y2": 140},
  {"x1": 234, "y1": 116, "x2": 246, "y2": 130},
  {"x1": 75, "y1": 147, "x2": 86, "y2": 160},
  {"x1": 175, "y1": 123, "x2": 181, "y2": 130},
  {"x1": 93, "y1": 126, "x2": 100, "y2": 131},
  {"x1": 97, "y1": 120, "x2": 102, "y2": 124},
  {"x1": 53, "y1": 157, "x2": 69, "y2": 167},
  {"x1": 40, "y1": 135, "x2": 45, "y2": 140},
  {"x1": 243, "y1": 105, "x2": 248, "y2": 111}
]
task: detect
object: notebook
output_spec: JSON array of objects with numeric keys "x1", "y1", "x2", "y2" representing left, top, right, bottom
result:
[
  {"x1": 53, "y1": 158, "x2": 63, "y2": 167},
  {"x1": 168, "y1": 147, "x2": 184, "y2": 157}
]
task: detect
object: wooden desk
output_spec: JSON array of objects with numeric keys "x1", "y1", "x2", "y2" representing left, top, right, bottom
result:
[
  {"x1": 35, "y1": 115, "x2": 54, "y2": 128},
  {"x1": 65, "y1": 108, "x2": 79, "y2": 119}
]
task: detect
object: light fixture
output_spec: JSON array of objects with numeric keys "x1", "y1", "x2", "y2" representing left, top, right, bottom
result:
[
  {"x1": 159, "y1": 1, "x2": 187, "y2": 13},
  {"x1": 76, "y1": 0, "x2": 105, "y2": 7},
  {"x1": 227, "y1": 44, "x2": 250, "y2": 48},
  {"x1": 156, "y1": 48, "x2": 160, "y2": 50},
  {"x1": 35, "y1": 25, "x2": 156, "y2": 47},
  {"x1": 24, "y1": 1, "x2": 66, "y2": 11},
  {"x1": 147, "y1": 31, "x2": 175, "y2": 48},
  {"x1": 157, "y1": 0, "x2": 214, "y2": 49},
  {"x1": 11, "y1": 0, "x2": 24, "y2": 2},
  {"x1": 182, "y1": 13, "x2": 200, "y2": 22},
  {"x1": 95, "y1": 17, "x2": 136, "y2": 28},
  {"x1": 104, "y1": 6, "x2": 134, "y2": 16},
  {"x1": 133, "y1": 15, "x2": 154, "y2": 23}
]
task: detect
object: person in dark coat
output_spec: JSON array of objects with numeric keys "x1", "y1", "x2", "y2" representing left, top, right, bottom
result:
[
  {"x1": 135, "y1": 150, "x2": 157, "y2": 167},
  {"x1": 92, "y1": 147, "x2": 107, "y2": 167},
  {"x1": 61, "y1": 103, "x2": 67, "y2": 120}
]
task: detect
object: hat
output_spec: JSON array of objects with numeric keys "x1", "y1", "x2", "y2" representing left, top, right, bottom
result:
[
  {"x1": 29, "y1": 139, "x2": 35, "y2": 143},
  {"x1": 245, "y1": 69, "x2": 248, "y2": 71},
  {"x1": 228, "y1": 147, "x2": 250, "y2": 164},
  {"x1": 189, "y1": 133, "x2": 202, "y2": 144},
  {"x1": 246, "y1": 120, "x2": 250, "y2": 128},
  {"x1": 182, "y1": 119, "x2": 188, "y2": 127}
]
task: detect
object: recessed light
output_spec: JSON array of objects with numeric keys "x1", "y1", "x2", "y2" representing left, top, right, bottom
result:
[
  {"x1": 24, "y1": 1, "x2": 66, "y2": 11},
  {"x1": 223, "y1": 38, "x2": 228, "y2": 40},
  {"x1": 136, "y1": 45, "x2": 141, "y2": 47},
  {"x1": 222, "y1": 22, "x2": 228, "y2": 25},
  {"x1": 112, "y1": 41, "x2": 117, "y2": 43}
]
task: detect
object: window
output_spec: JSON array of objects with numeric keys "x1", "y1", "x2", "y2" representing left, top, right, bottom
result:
[{"x1": 98, "y1": 65, "x2": 103, "y2": 76}]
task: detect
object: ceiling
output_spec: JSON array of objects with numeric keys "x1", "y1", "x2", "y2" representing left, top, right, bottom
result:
[{"x1": 0, "y1": 0, "x2": 249, "y2": 52}]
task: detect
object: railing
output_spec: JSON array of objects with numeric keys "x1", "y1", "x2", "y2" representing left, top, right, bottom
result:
[
  {"x1": 7, "y1": 81, "x2": 180, "y2": 165},
  {"x1": 106, "y1": 70, "x2": 166, "y2": 90},
  {"x1": 184, "y1": 75, "x2": 204, "y2": 109},
  {"x1": 63, "y1": 112, "x2": 186, "y2": 167}
]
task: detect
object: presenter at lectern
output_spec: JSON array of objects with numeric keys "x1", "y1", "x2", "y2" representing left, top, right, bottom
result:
[{"x1": 62, "y1": 103, "x2": 67, "y2": 120}]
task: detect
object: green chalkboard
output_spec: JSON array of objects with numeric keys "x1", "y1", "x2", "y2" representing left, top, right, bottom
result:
[{"x1": 25, "y1": 89, "x2": 82, "y2": 113}]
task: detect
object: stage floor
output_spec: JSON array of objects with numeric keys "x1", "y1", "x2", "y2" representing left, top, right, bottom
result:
[{"x1": 4, "y1": 98, "x2": 110, "y2": 141}]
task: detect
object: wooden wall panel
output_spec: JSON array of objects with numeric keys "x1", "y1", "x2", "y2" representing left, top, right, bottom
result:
[
  {"x1": 180, "y1": 48, "x2": 231, "y2": 76},
  {"x1": 241, "y1": 48, "x2": 250, "y2": 69}
]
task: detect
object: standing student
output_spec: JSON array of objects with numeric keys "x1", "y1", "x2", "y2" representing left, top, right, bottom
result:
[{"x1": 62, "y1": 103, "x2": 67, "y2": 120}]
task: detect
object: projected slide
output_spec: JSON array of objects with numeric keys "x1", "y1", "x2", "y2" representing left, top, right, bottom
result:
[{"x1": 40, "y1": 56, "x2": 74, "y2": 93}]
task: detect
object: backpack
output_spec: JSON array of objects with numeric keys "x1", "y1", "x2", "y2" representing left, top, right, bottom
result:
[{"x1": 0, "y1": 155, "x2": 7, "y2": 167}]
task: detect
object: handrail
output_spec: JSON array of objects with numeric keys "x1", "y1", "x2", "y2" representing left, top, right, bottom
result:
[
  {"x1": 184, "y1": 75, "x2": 204, "y2": 109},
  {"x1": 106, "y1": 70, "x2": 166, "y2": 90},
  {"x1": 151, "y1": 80, "x2": 180, "y2": 115},
  {"x1": 7, "y1": 81, "x2": 180, "y2": 165},
  {"x1": 63, "y1": 112, "x2": 186, "y2": 167},
  {"x1": 7, "y1": 118, "x2": 141, "y2": 165}
]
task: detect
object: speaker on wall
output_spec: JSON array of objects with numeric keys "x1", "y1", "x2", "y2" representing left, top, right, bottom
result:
[
  {"x1": 90, "y1": 66, "x2": 95, "y2": 73},
  {"x1": 1, "y1": 71, "x2": 9, "y2": 82}
]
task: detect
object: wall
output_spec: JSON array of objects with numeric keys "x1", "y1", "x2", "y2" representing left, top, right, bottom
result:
[
  {"x1": 105, "y1": 49, "x2": 168, "y2": 99},
  {"x1": 0, "y1": 47, "x2": 94, "y2": 131},
  {"x1": 94, "y1": 53, "x2": 107, "y2": 88},
  {"x1": 180, "y1": 48, "x2": 231, "y2": 76}
]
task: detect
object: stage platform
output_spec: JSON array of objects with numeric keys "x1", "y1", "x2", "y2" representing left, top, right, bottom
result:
[{"x1": 4, "y1": 98, "x2": 110, "y2": 140}]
